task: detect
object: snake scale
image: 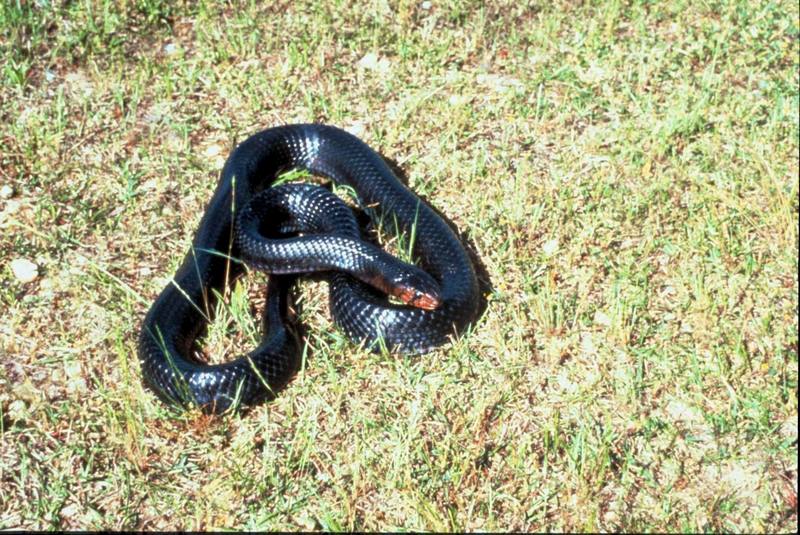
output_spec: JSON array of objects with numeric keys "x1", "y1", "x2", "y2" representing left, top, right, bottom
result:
[{"x1": 138, "y1": 124, "x2": 479, "y2": 413}]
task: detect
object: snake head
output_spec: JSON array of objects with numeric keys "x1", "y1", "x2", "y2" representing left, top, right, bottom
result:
[{"x1": 388, "y1": 267, "x2": 442, "y2": 311}]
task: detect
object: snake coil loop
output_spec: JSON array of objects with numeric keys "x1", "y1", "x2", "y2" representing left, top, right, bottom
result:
[{"x1": 138, "y1": 124, "x2": 479, "y2": 413}]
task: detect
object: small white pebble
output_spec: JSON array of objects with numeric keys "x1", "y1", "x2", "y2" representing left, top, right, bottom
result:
[
  {"x1": 542, "y1": 238, "x2": 559, "y2": 256},
  {"x1": 163, "y1": 42, "x2": 179, "y2": 56},
  {"x1": 780, "y1": 417, "x2": 797, "y2": 440},
  {"x1": 0, "y1": 185, "x2": 13, "y2": 199},
  {"x1": 65, "y1": 361, "x2": 82, "y2": 379},
  {"x1": 580, "y1": 332, "x2": 597, "y2": 355},
  {"x1": 421, "y1": 1, "x2": 432, "y2": 9},
  {"x1": 204, "y1": 144, "x2": 222, "y2": 157},
  {"x1": 3, "y1": 199, "x2": 20, "y2": 214},
  {"x1": 60, "y1": 503, "x2": 81, "y2": 520},
  {"x1": 141, "y1": 178, "x2": 158, "y2": 191},
  {"x1": 38, "y1": 278, "x2": 55, "y2": 299},
  {"x1": 448, "y1": 94, "x2": 471, "y2": 106},
  {"x1": 294, "y1": 514, "x2": 316, "y2": 530},
  {"x1": 345, "y1": 121, "x2": 366, "y2": 138},
  {"x1": 7, "y1": 399, "x2": 28, "y2": 421},
  {"x1": 10, "y1": 258, "x2": 39, "y2": 283},
  {"x1": 593, "y1": 310, "x2": 612, "y2": 327},
  {"x1": 357, "y1": 52, "x2": 390, "y2": 73},
  {"x1": 203, "y1": 144, "x2": 226, "y2": 168},
  {"x1": 65, "y1": 360, "x2": 87, "y2": 394},
  {"x1": 67, "y1": 377, "x2": 87, "y2": 394},
  {"x1": 358, "y1": 52, "x2": 378, "y2": 69}
]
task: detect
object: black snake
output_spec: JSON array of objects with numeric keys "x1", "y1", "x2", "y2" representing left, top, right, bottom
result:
[{"x1": 138, "y1": 124, "x2": 479, "y2": 413}]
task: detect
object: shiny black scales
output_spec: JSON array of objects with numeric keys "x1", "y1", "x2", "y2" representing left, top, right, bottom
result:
[{"x1": 138, "y1": 124, "x2": 479, "y2": 413}]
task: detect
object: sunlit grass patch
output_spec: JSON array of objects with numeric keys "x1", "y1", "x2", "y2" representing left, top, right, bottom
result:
[{"x1": 0, "y1": 0, "x2": 797, "y2": 531}]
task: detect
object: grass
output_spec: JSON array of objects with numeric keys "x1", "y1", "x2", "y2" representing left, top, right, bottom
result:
[{"x1": 0, "y1": 0, "x2": 797, "y2": 531}]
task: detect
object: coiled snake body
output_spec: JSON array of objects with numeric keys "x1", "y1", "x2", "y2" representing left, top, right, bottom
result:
[{"x1": 138, "y1": 124, "x2": 478, "y2": 412}]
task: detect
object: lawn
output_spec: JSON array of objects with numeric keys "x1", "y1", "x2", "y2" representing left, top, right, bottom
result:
[{"x1": 1, "y1": 0, "x2": 797, "y2": 531}]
